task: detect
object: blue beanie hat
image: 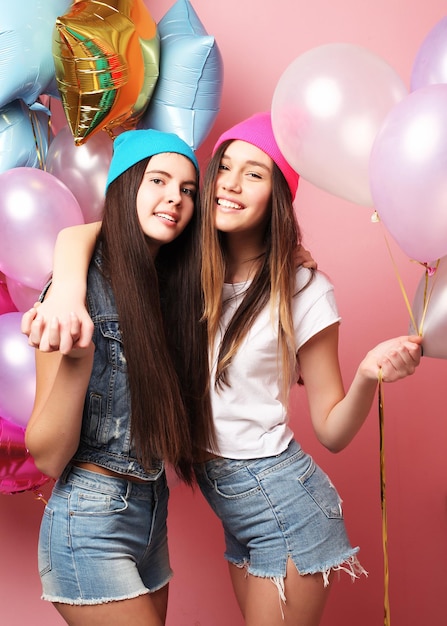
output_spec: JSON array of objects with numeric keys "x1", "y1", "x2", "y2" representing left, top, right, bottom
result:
[{"x1": 106, "y1": 129, "x2": 199, "y2": 190}]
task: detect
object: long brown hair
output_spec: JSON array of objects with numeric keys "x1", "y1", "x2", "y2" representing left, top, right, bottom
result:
[
  {"x1": 97, "y1": 158, "x2": 214, "y2": 483},
  {"x1": 201, "y1": 141, "x2": 314, "y2": 397}
]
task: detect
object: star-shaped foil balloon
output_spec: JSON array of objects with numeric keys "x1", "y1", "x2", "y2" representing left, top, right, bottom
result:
[{"x1": 53, "y1": 0, "x2": 160, "y2": 145}]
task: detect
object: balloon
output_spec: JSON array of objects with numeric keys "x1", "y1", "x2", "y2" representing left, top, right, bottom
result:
[
  {"x1": 411, "y1": 17, "x2": 447, "y2": 91},
  {"x1": 0, "y1": 313, "x2": 36, "y2": 428},
  {"x1": 369, "y1": 84, "x2": 447, "y2": 262},
  {"x1": 0, "y1": 417, "x2": 50, "y2": 495},
  {"x1": 5, "y1": 277, "x2": 41, "y2": 312},
  {"x1": 0, "y1": 281, "x2": 17, "y2": 315},
  {"x1": 0, "y1": 0, "x2": 72, "y2": 109},
  {"x1": 0, "y1": 167, "x2": 84, "y2": 289},
  {"x1": 271, "y1": 44, "x2": 407, "y2": 206},
  {"x1": 0, "y1": 416, "x2": 29, "y2": 460},
  {"x1": 46, "y1": 127, "x2": 113, "y2": 223},
  {"x1": 53, "y1": 0, "x2": 160, "y2": 145},
  {"x1": 139, "y1": 0, "x2": 224, "y2": 149},
  {"x1": 0, "y1": 100, "x2": 52, "y2": 174},
  {"x1": 411, "y1": 257, "x2": 447, "y2": 359}
]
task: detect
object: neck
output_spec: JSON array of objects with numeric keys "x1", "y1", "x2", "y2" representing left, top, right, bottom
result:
[{"x1": 223, "y1": 232, "x2": 265, "y2": 283}]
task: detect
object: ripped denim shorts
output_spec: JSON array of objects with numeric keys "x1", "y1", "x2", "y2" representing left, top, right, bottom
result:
[
  {"x1": 38, "y1": 464, "x2": 172, "y2": 605},
  {"x1": 195, "y1": 439, "x2": 366, "y2": 587}
]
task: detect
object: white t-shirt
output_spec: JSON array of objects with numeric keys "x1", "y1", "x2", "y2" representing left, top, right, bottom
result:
[{"x1": 209, "y1": 267, "x2": 341, "y2": 459}]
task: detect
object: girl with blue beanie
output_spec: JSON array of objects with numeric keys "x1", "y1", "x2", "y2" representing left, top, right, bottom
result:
[{"x1": 25, "y1": 129, "x2": 214, "y2": 625}]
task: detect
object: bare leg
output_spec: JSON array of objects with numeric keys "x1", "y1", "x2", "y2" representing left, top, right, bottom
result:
[
  {"x1": 54, "y1": 584, "x2": 169, "y2": 626},
  {"x1": 229, "y1": 558, "x2": 330, "y2": 626}
]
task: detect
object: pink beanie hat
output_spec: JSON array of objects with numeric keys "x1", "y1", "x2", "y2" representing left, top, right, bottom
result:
[{"x1": 213, "y1": 112, "x2": 299, "y2": 198}]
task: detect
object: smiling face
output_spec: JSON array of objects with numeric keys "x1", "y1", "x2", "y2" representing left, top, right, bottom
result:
[
  {"x1": 136, "y1": 152, "x2": 197, "y2": 255},
  {"x1": 214, "y1": 140, "x2": 273, "y2": 239}
]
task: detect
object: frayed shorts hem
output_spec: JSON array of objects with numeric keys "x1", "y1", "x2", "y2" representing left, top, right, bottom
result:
[
  {"x1": 41, "y1": 588, "x2": 150, "y2": 606},
  {"x1": 226, "y1": 553, "x2": 367, "y2": 588}
]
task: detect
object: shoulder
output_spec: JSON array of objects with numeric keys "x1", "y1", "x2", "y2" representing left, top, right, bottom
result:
[{"x1": 295, "y1": 267, "x2": 336, "y2": 299}]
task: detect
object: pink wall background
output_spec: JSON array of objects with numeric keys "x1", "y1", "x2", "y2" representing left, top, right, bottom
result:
[{"x1": 1, "y1": 1, "x2": 446, "y2": 624}]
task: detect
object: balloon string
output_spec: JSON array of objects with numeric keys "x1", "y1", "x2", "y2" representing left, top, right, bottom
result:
[
  {"x1": 378, "y1": 368, "x2": 391, "y2": 626},
  {"x1": 32, "y1": 488, "x2": 48, "y2": 506},
  {"x1": 374, "y1": 214, "x2": 439, "y2": 337},
  {"x1": 29, "y1": 108, "x2": 46, "y2": 170},
  {"x1": 416, "y1": 259, "x2": 440, "y2": 336}
]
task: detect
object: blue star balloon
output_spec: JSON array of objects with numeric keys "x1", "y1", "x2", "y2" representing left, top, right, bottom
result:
[{"x1": 0, "y1": 0, "x2": 72, "y2": 109}]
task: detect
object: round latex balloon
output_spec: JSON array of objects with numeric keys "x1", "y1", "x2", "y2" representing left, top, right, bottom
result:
[
  {"x1": 369, "y1": 84, "x2": 447, "y2": 262},
  {"x1": 5, "y1": 277, "x2": 41, "y2": 313},
  {"x1": 271, "y1": 43, "x2": 407, "y2": 206},
  {"x1": 139, "y1": 0, "x2": 223, "y2": 149},
  {"x1": 0, "y1": 100, "x2": 52, "y2": 174},
  {"x1": 0, "y1": 417, "x2": 50, "y2": 495},
  {"x1": 411, "y1": 17, "x2": 447, "y2": 91},
  {"x1": 0, "y1": 0, "x2": 72, "y2": 109},
  {"x1": 46, "y1": 127, "x2": 113, "y2": 223},
  {"x1": 53, "y1": 0, "x2": 159, "y2": 145},
  {"x1": 0, "y1": 313, "x2": 36, "y2": 428},
  {"x1": 0, "y1": 167, "x2": 84, "y2": 289},
  {"x1": 411, "y1": 257, "x2": 447, "y2": 359}
]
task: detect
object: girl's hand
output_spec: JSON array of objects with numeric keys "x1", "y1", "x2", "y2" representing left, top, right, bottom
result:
[
  {"x1": 21, "y1": 301, "x2": 93, "y2": 355},
  {"x1": 361, "y1": 335, "x2": 422, "y2": 382},
  {"x1": 295, "y1": 244, "x2": 317, "y2": 269}
]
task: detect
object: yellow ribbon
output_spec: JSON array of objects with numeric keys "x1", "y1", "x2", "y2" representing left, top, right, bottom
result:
[{"x1": 378, "y1": 367, "x2": 390, "y2": 626}]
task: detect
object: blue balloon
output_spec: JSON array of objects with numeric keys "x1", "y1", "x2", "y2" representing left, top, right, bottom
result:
[
  {"x1": 0, "y1": 100, "x2": 52, "y2": 173},
  {"x1": 0, "y1": 0, "x2": 72, "y2": 108},
  {"x1": 139, "y1": 0, "x2": 223, "y2": 149}
]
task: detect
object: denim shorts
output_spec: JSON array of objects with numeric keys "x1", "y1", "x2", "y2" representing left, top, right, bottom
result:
[
  {"x1": 38, "y1": 464, "x2": 172, "y2": 605},
  {"x1": 196, "y1": 439, "x2": 365, "y2": 584}
]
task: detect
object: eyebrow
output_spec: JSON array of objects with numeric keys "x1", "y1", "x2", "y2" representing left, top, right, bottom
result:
[
  {"x1": 221, "y1": 155, "x2": 271, "y2": 173},
  {"x1": 145, "y1": 169, "x2": 197, "y2": 186}
]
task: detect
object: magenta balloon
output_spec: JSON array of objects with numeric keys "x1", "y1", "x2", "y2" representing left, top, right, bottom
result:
[
  {"x1": 0, "y1": 312, "x2": 36, "y2": 428},
  {"x1": 0, "y1": 167, "x2": 84, "y2": 289},
  {"x1": 369, "y1": 84, "x2": 447, "y2": 262},
  {"x1": 0, "y1": 280, "x2": 17, "y2": 315},
  {"x1": 411, "y1": 17, "x2": 447, "y2": 91},
  {"x1": 0, "y1": 416, "x2": 50, "y2": 495},
  {"x1": 46, "y1": 127, "x2": 113, "y2": 223},
  {"x1": 411, "y1": 256, "x2": 447, "y2": 359},
  {"x1": 5, "y1": 276, "x2": 41, "y2": 312},
  {"x1": 0, "y1": 416, "x2": 28, "y2": 460},
  {"x1": 271, "y1": 43, "x2": 407, "y2": 207}
]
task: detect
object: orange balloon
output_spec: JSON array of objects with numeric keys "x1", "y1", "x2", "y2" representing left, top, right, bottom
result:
[{"x1": 53, "y1": 0, "x2": 159, "y2": 145}]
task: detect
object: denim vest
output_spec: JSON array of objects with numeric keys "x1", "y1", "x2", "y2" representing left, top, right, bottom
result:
[{"x1": 71, "y1": 249, "x2": 163, "y2": 480}]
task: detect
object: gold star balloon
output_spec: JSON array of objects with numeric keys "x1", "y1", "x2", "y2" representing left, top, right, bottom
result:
[{"x1": 53, "y1": 0, "x2": 160, "y2": 145}]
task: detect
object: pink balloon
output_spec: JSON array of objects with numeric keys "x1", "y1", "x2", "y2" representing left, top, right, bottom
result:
[
  {"x1": 0, "y1": 417, "x2": 49, "y2": 495},
  {"x1": 0, "y1": 280, "x2": 17, "y2": 315},
  {"x1": 369, "y1": 84, "x2": 447, "y2": 262},
  {"x1": 0, "y1": 312, "x2": 36, "y2": 428},
  {"x1": 46, "y1": 127, "x2": 113, "y2": 223},
  {"x1": 0, "y1": 167, "x2": 84, "y2": 289},
  {"x1": 271, "y1": 43, "x2": 407, "y2": 207},
  {"x1": 411, "y1": 256, "x2": 447, "y2": 359},
  {"x1": 411, "y1": 17, "x2": 447, "y2": 91},
  {"x1": 5, "y1": 276, "x2": 41, "y2": 312}
]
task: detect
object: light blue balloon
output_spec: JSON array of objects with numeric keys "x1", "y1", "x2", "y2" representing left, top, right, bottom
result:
[
  {"x1": 0, "y1": 0, "x2": 72, "y2": 108},
  {"x1": 0, "y1": 100, "x2": 52, "y2": 173},
  {"x1": 139, "y1": 0, "x2": 223, "y2": 150}
]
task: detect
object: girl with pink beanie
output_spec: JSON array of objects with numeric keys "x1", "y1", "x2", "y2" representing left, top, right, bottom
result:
[{"x1": 23, "y1": 113, "x2": 421, "y2": 625}]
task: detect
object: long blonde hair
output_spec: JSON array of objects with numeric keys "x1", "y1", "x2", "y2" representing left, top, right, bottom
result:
[{"x1": 201, "y1": 141, "x2": 313, "y2": 398}]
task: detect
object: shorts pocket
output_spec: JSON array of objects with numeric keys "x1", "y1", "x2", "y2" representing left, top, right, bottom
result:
[
  {"x1": 207, "y1": 466, "x2": 261, "y2": 500},
  {"x1": 298, "y1": 459, "x2": 343, "y2": 519},
  {"x1": 70, "y1": 490, "x2": 128, "y2": 516},
  {"x1": 38, "y1": 507, "x2": 53, "y2": 576}
]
